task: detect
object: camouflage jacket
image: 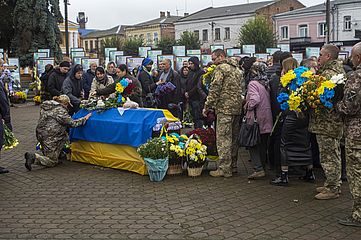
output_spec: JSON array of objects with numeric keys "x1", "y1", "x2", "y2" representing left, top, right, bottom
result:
[
  {"x1": 337, "y1": 65, "x2": 361, "y2": 141},
  {"x1": 36, "y1": 100, "x2": 87, "y2": 144},
  {"x1": 204, "y1": 58, "x2": 244, "y2": 115},
  {"x1": 309, "y1": 60, "x2": 346, "y2": 138}
]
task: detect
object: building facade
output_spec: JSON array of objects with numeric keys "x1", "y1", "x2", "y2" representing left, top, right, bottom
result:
[
  {"x1": 58, "y1": 20, "x2": 80, "y2": 54},
  {"x1": 80, "y1": 25, "x2": 126, "y2": 55},
  {"x1": 174, "y1": 0, "x2": 304, "y2": 50},
  {"x1": 273, "y1": 0, "x2": 361, "y2": 51},
  {"x1": 125, "y1": 12, "x2": 181, "y2": 47}
]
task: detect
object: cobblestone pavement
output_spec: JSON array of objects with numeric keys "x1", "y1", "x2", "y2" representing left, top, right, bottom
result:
[{"x1": 0, "y1": 104, "x2": 360, "y2": 240}]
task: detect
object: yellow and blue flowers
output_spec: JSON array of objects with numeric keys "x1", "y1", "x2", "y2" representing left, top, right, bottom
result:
[{"x1": 277, "y1": 66, "x2": 340, "y2": 113}]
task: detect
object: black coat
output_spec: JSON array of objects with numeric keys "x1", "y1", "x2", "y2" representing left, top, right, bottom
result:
[
  {"x1": 62, "y1": 75, "x2": 83, "y2": 114},
  {"x1": 157, "y1": 69, "x2": 182, "y2": 109},
  {"x1": 82, "y1": 69, "x2": 95, "y2": 99},
  {"x1": 0, "y1": 82, "x2": 10, "y2": 149},
  {"x1": 269, "y1": 73, "x2": 281, "y2": 122},
  {"x1": 185, "y1": 67, "x2": 205, "y2": 101},
  {"x1": 47, "y1": 68, "x2": 67, "y2": 98},
  {"x1": 138, "y1": 70, "x2": 156, "y2": 96}
]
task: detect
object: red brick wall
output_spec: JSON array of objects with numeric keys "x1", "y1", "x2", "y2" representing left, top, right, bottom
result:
[{"x1": 256, "y1": 0, "x2": 305, "y2": 23}]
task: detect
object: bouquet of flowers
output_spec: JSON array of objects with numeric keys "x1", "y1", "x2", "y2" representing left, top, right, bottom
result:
[
  {"x1": 187, "y1": 127, "x2": 217, "y2": 156},
  {"x1": 185, "y1": 134, "x2": 207, "y2": 168},
  {"x1": 115, "y1": 77, "x2": 136, "y2": 103},
  {"x1": 10, "y1": 91, "x2": 27, "y2": 104},
  {"x1": 2, "y1": 123, "x2": 19, "y2": 150},
  {"x1": 155, "y1": 82, "x2": 176, "y2": 97},
  {"x1": 202, "y1": 64, "x2": 216, "y2": 94},
  {"x1": 33, "y1": 95, "x2": 41, "y2": 105},
  {"x1": 137, "y1": 137, "x2": 168, "y2": 160},
  {"x1": 165, "y1": 133, "x2": 188, "y2": 165},
  {"x1": 277, "y1": 66, "x2": 344, "y2": 113}
]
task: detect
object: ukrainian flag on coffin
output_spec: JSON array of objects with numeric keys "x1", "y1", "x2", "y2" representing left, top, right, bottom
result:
[{"x1": 69, "y1": 108, "x2": 178, "y2": 148}]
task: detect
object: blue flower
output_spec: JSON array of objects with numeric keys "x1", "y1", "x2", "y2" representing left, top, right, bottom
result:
[
  {"x1": 277, "y1": 93, "x2": 289, "y2": 103},
  {"x1": 325, "y1": 89, "x2": 335, "y2": 99},
  {"x1": 324, "y1": 101, "x2": 333, "y2": 109},
  {"x1": 280, "y1": 102, "x2": 289, "y2": 111},
  {"x1": 296, "y1": 77, "x2": 307, "y2": 86},
  {"x1": 320, "y1": 94, "x2": 327, "y2": 104},
  {"x1": 294, "y1": 66, "x2": 309, "y2": 78},
  {"x1": 120, "y1": 78, "x2": 129, "y2": 88},
  {"x1": 289, "y1": 80, "x2": 298, "y2": 91},
  {"x1": 179, "y1": 142, "x2": 185, "y2": 149},
  {"x1": 117, "y1": 94, "x2": 123, "y2": 103}
]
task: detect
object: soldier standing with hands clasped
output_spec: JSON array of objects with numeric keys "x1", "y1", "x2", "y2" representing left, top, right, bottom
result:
[
  {"x1": 202, "y1": 49, "x2": 244, "y2": 178},
  {"x1": 337, "y1": 42, "x2": 361, "y2": 227}
]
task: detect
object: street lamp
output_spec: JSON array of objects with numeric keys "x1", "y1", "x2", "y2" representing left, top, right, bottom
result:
[{"x1": 64, "y1": 0, "x2": 70, "y2": 56}]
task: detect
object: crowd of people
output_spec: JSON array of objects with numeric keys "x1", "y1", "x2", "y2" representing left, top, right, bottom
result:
[{"x1": 1, "y1": 41, "x2": 361, "y2": 227}]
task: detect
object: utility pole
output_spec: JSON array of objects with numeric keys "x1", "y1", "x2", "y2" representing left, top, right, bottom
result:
[
  {"x1": 326, "y1": 0, "x2": 330, "y2": 43},
  {"x1": 64, "y1": 0, "x2": 70, "y2": 57},
  {"x1": 210, "y1": 21, "x2": 215, "y2": 45}
]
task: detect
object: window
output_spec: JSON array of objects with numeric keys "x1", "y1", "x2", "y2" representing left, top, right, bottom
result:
[
  {"x1": 154, "y1": 32, "x2": 158, "y2": 45},
  {"x1": 85, "y1": 41, "x2": 89, "y2": 51},
  {"x1": 290, "y1": 7, "x2": 294, "y2": 11},
  {"x1": 280, "y1": 26, "x2": 289, "y2": 40},
  {"x1": 202, "y1": 29, "x2": 208, "y2": 42},
  {"x1": 298, "y1": 24, "x2": 308, "y2": 37},
  {"x1": 318, "y1": 22, "x2": 326, "y2": 37},
  {"x1": 147, "y1": 33, "x2": 151, "y2": 43},
  {"x1": 90, "y1": 40, "x2": 93, "y2": 50},
  {"x1": 215, "y1": 28, "x2": 221, "y2": 41},
  {"x1": 344, "y1": 16, "x2": 351, "y2": 31},
  {"x1": 225, "y1": 27, "x2": 230, "y2": 40},
  {"x1": 194, "y1": 30, "x2": 199, "y2": 40},
  {"x1": 95, "y1": 40, "x2": 99, "y2": 51}
]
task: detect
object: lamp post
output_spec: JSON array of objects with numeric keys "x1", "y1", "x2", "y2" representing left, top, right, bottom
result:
[
  {"x1": 64, "y1": 0, "x2": 70, "y2": 56},
  {"x1": 326, "y1": 0, "x2": 330, "y2": 43}
]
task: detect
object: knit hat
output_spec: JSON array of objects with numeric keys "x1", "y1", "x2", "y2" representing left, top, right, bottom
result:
[
  {"x1": 142, "y1": 58, "x2": 153, "y2": 67},
  {"x1": 188, "y1": 56, "x2": 200, "y2": 66},
  {"x1": 59, "y1": 61, "x2": 71, "y2": 68}
]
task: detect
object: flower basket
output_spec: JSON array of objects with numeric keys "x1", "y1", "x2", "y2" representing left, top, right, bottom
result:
[
  {"x1": 187, "y1": 166, "x2": 203, "y2": 177},
  {"x1": 167, "y1": 164, "x2": 183, "y2": 175},
  {"x1": 144, "y1": 157, "x2": 169, "y2": 182}
]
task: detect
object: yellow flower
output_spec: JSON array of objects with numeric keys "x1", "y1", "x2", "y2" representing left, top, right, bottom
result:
[
  {"x1": 301, "y1": 71, "x2": 313, "y2": 79},
  {"x1": 288, "y1": 93, "x2": 301, "y2": 112},
  {"x1": 115, "y1": 83, "x2": 124, "y2": 93},
  {"x1": 280, "y1": 70, "x2": 296, "y2": 87},
  {"x1": 166, "y1": 135, "x2": 175, "y2": 143},
  {"x1": 317, "y1": 81, "x2": 336, "y2": 95}
]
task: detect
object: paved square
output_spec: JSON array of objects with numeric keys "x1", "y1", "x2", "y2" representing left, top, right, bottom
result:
[{"x1": 1, "y1": 104, "x2": 360, "y2": 239}]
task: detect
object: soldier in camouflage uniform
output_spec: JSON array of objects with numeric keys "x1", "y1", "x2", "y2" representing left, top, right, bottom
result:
[
  {"x1": 309, "y1": 44, "x2": 346, "y2": 200},
  {"x1": 336, "y1": 42, "x2": 361, "y2": 227},
  {"x1": 24, "y1": 95, "x2": 91, "y2": 170},
  {"x1": 203, "y1": 49, "x2": 244, "y2": 177}
]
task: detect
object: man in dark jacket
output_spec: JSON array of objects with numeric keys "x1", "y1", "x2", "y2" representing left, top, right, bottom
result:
[
  {"x1": 185, "y1": 56, "x2": 206, "y2": 128},
  {"x1": 138, "y1": 58, "x2": 159, "y2": 108},
  {"x1": 47, "y1": 61, "x2": 70, "y2": 98},
  {"x1": 157, "y1": 59, "x2": 182, "y2": 117},
  {"x1": 0, "y1": 79, "x2": 10, "y2": 174},
  {"x1": 82, "y1": 62, "x2": 97, "y2": 99},
  {"x1": 266, "y1": 51, "x2": 283, "y2": 79}
]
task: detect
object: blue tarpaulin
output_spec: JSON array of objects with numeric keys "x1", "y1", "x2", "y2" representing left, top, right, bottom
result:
[{"x1": 70, "y1": 108, "x2": 168, "y2": 147}]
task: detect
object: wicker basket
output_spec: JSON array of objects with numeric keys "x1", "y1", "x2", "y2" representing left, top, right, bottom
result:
[
  {"x1": 167, "y1": 164, "x2": 183, "y2": 175},
  {"x1": 187, "y1": 166, "x2": 203, "y2": 177}
]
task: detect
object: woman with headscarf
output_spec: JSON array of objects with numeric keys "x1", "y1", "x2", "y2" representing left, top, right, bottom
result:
[
  {"x1": 270, "y1": 58, "x2": 314, "y2": 186},
  {"x1": 245, "y1": 62, "x2": 273, "y2": 180},
  {"x1": 88, "y1": 67, "x2": 114, "y2": 99},
  {"x1": 62, "y1": 64, "x2": 84, "y2": 115},
  {"x1": 24, "y1": 95, "x2": 91, "y2": 171}
]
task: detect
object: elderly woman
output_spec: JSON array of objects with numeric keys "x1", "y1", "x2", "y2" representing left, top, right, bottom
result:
[
  {"x1": 245, "y1": 62, "x2": 273, "y2": 180},
  {"x1": 24, "y1": 95, "x2": 91, "y2": 171},
  {"x1": 95, "y1": 64, "x2": 143, "y2": 106},
  {"x1": 89, "y1": 66, "x2": 114, "y2": 99}
]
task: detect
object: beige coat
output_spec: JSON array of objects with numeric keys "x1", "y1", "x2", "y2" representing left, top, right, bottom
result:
[{"x1": 88, "y1": 75, "x2": 115, "y2": 99}]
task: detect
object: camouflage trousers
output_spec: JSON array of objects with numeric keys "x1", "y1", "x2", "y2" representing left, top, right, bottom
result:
[
  {"x1": 216, "y1": 113, "x2": 239, "y2": 175},
  {"x1": 231, "y1": 115, "x2": 241, "y2": 168},
  {"x1": 34, "y1": 146, "x2": 62, "y2": 168},
  {"x1": 345, "y1": 139, "x2": 361, "y2": 221},
  {"x1": 316, "y1": 135, "x2": 342, "y2": 192}
]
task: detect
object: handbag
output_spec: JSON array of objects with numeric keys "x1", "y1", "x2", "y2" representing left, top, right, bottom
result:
[{"x1": 238, "y1": 110, "x2": 261, "y2": 147}]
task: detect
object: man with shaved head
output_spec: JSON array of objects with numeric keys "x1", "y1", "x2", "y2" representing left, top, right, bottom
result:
[
  {"x1": 310, "y1": 44, "x2": 346, "y2": 200},
  {"x1": 337, "y1": 42, "x2": 361, "y2": 227}
]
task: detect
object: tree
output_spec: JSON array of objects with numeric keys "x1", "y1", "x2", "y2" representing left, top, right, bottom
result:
[
  {"x1": 238, "y1": 16, "x2": 276, "y2": 53},
  {"x1": 157, "y1": 37, "x2": 177, "y2": 54},
  {"x1": 12, "y1": 0, "x2": 63, "y2": 67},
  {"x1": 177, "y1": 31, "x2": 201, "y2": 50},
  {"x1": 121, "y1": 37, "x2": 144, "y2": 56},
  {"x1": 0, "y1": 0, "x2": 16, "y2": 53},
  {"x1": 101, "y1": 36, "x2": 123, "y2": 54}
]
